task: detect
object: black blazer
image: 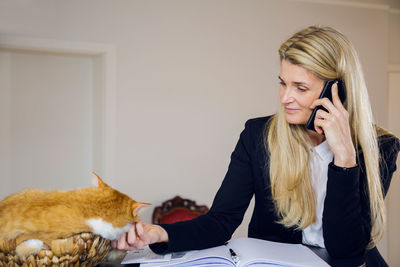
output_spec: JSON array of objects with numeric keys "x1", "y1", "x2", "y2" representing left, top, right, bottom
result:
[{"x1": 150, "y1": 116, "x2": 400, "y2": 266}]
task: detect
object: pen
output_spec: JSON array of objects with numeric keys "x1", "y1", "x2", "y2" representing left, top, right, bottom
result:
[
  {"x1": 224, "y1": 242, "x2": 240, "y2": 265},
  {"x1": 229, "y1": 248, "x2": 240, "y2": 264}
]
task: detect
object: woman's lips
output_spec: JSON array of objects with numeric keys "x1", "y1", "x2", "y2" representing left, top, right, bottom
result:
[{"x1": 285, "y1": 107, "x2": 299, "y2": 113}]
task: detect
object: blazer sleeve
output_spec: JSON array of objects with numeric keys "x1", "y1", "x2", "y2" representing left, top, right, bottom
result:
[
  {"x1": 150, "y1": 119, "x2": 257, "y2": 254},
  {"x1": 322, "y1": 136, "x2": 400, "y2": 259}
]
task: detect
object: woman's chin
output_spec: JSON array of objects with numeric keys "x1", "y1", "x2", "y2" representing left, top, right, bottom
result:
[{"x1": 285, "y1": 114, "x2": 307, "y2": 125}]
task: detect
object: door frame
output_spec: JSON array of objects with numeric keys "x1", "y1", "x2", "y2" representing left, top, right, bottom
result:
[
  {"x1": 386, "y1": 63, "x2": 400, "y2": 265},
  {"x1": 0, "y1": 35, "x2": 117, "y2": 182}
]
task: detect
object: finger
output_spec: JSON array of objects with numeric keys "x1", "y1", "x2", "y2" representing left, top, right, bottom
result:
[
  {"x1": 111, "y1": 240, "x2": 117, "y2": 248},
  {"x1": 135, "y1": 240, "x2": 146, "y2": 250},
  {"x1": 136, "y1": 221, "x2": 145, "y2": 237},
  {"x1": 332, "y1": 82, "x2": 346, "y2": 112},
  {"x1": 136, "y1": 221, "x2": 151, "y2": 245},
  {"x1": 127, "y1": 223, "x2": 137, "y2": 246},
  {"x1": 315, "y1": 109, "x2": 330, "y2": 120},
  {"x1": 313, "y1": 117, "x2": 325, "y2": 135},
  {"x1": 310, "y1": 97, "x2": 335, "y2": 113},
  {"x1": 313, "y1": 99, "x2": 347, "y2": 131},
  {"x1": 314, "y1": 109, "x2": 330, "y2": 135},
  {"x1": 117, "y1": 232, "x2": 127, "y2": 250},
  {"x1": 126, "y1": 246, "x2": 138, "y2": 251},
  {"x1": 331, "y1": 82, "x2": 345, "y2": 110}
]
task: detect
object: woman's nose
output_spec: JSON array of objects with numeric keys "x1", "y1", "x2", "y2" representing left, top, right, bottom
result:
[{"x1": 281, "y1": 88, "x2": 294, "y2": 104}]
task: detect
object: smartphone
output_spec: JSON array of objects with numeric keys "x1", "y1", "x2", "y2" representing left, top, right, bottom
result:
[{"x1": 306, "y1": 79, "x2": 346, "y2": 132}]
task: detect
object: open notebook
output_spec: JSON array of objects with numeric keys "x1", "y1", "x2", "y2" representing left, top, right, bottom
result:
[{"x1": 122, "y1": 237, "x2": 329, "y2": 267}]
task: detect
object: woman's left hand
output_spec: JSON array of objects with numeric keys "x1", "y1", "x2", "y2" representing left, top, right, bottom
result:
[{"x1": 310, "y1": 83, "x2": 357, "y2": 168}]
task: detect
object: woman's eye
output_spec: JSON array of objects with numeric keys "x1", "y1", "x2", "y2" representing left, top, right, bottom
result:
[
  {"x1": 298, "y1": 87, "x2": 307, "y2": 92},
  {"x1": 279, "y1": 81, "x2": 286, "y2": 86}
]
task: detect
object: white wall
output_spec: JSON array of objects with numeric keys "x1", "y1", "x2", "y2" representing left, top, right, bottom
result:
[{"x1": 0, "y1": 0, "x2": 399, "y2": 263}]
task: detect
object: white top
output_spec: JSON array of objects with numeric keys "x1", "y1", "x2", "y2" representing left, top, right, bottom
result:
[{"x1": 302, "y1": 140, "x2": 333, "y2": 248}]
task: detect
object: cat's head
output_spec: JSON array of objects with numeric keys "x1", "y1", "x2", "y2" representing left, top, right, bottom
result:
[{"x1": 92, "y1": 172, "x2": 150, "y2": 225}]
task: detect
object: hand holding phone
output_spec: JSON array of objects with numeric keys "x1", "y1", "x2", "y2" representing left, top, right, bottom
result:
[{"x1": 306, "y1": 79, "x2": 346, "y2": 132}]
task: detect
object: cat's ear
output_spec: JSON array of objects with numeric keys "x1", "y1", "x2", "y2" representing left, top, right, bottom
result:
[
  {"x1": 92, "y1": 172, "x2": 108, "y2": 187},
  {"x1": 132, "y1": 202, "x2": 151, "y2": 216}
]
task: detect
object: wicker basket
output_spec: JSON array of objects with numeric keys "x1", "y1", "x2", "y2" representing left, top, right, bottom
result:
[{"x1": 0, "y1": 233, "x2": 112, "y2": 267}]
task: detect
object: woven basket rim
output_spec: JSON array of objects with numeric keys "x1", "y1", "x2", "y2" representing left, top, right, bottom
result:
[{"x1": 0, "y1": 232, "x2": 112, "y2": 266}]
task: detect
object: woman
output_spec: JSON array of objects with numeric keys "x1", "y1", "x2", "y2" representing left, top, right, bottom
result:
[{"x1": 113, "y1": 26, "x2": 400, "y2": 266}]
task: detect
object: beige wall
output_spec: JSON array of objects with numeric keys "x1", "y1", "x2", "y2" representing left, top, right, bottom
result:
[{"x1": 0, "y1": 0, "x2": 399, "y2": 263}]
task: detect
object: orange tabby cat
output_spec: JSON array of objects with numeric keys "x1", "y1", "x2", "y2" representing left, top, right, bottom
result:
[{"x1": 0, "y1": 173, "x2": 148, "y2": 257}]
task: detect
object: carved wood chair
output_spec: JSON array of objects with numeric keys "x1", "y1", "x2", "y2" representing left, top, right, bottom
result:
[{"x1": 152, "y1": 195, "x2": 209, "y2": 224}]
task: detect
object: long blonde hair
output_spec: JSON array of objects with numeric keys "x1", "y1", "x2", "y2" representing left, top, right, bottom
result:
[{"x1": 267, "y1": 26, "x2": 385, "y2": 247}]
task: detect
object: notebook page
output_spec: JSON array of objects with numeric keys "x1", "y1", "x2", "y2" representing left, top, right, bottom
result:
[
  {"x1": 139, "y1": 245, "x2": 234, "y2": 267},
  {"x1": 228, "y1": 238, "x2": 329, "y2": 267},
  {"x1": 121, "y1": 246, "x2": 172, "y2": 264}
]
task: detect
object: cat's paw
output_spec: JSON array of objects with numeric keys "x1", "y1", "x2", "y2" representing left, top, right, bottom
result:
[{"x1": 16, "y1": 239, "x2": 43, "y2": 257}]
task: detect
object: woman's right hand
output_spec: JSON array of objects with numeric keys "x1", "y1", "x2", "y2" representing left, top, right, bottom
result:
[{"x1": 111, "y1": 221, "x2": 169, "y2": 251}]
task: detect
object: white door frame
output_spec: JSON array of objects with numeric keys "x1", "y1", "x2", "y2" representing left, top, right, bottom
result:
[
  {"x1": 386, "y1": 63, "x2": 400, "y2": 266},
  {"x1": 0, "y1": 35, "x2": 116, "y2": 182}
]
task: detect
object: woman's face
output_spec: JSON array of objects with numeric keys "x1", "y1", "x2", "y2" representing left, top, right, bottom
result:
[{"x1": 279, "y1": 60, "x2": 324, "y2": 125}]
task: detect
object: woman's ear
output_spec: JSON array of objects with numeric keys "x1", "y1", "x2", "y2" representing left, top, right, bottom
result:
[{"x1": 91, "y1": 172, "x2": 108, "y2": 187}]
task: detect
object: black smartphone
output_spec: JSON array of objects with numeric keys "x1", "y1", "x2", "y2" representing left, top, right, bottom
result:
[{"x1": 306, "y1": 79, "x2": 346, "y2": 132}]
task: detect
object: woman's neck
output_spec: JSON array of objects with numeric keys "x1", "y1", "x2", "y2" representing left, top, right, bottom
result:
[{"x1": 306, "y1": 129, "x2": 326, "y2": 147}]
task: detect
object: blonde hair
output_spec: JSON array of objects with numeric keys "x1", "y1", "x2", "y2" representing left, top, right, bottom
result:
[{"x1": 267, "y1": 26, "x2": 385, "y2": 247}]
